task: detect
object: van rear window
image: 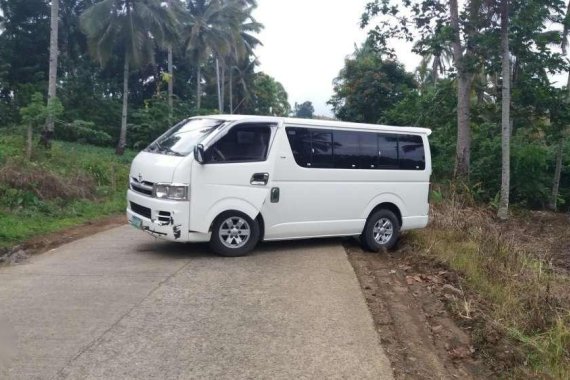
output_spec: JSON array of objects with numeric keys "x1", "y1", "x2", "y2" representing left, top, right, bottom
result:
[{"x1": 285, "y1": 127, "x2": 425, "y2": 170}]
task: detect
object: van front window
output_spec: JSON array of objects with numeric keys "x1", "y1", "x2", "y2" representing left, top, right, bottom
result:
[{"x1": 145, "y1": 118, "x2": 225, "y2": 156}]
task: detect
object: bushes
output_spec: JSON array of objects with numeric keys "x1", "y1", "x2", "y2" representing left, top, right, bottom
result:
[
  {"x1": 56, "y1": 120, "x2": 113, "y2": 147},
  {"x1": 0, "y1": 134, "x2": 133, "y2": 247},
  {"x1": 386, "y1": 80, "x2": 568, "y2": 210}
]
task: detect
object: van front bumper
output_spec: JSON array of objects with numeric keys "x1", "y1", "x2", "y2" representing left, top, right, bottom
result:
[{"x1": 126, "y1": 189, "x2": 209, "y2": 242}]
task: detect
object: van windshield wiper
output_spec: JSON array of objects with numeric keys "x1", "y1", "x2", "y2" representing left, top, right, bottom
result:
[
  {"x1": 162, "y1": 146, "x2": 183, "y2": 156},
  {"x1": 148, "y1": 141, "x2": 182, "y2": 156}
]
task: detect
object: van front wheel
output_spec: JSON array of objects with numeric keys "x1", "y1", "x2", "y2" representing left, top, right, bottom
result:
[
  {"x1": 361, "y1": 209, "x2": 400, "y2": 252},
  {"x1": 210, "y1": 212, "x2": 260, "y2": 257}
]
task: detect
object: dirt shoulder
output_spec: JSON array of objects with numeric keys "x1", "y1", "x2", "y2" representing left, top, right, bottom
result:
[
  {"x1": 345, "y1": 238, "x2": 495, "y2": 379},
  {"x1": 0, "y1": 214, "x2": 126, "y2": 264}
]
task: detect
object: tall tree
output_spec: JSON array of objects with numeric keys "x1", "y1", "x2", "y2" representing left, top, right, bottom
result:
[
  {"x1": 223, "y1": 2, "x2": 262, "y2": 113},
  {"x1": 449, "y1": 0, "x2": 476, "y2": 179},
  {"x1": 497, "y1": 0, "x2": 511, "y2": 220},
  {"x1": 361, "y1": 0, "x2": 494, "y2": 178},
  {"x1": 80, "y1": 0, "x2": 181, "y2": 155},
  {"x1": 249, "y1": 72, "x2": 290, "y2": 116},
  {"x1": 329, "y1": 40, "x2": 417, "y2": 123},
  {"x1": 294, "y1": 101, "x2": 314, "y2": 119},
  {"x1": 43, "y1": 0, "x2": 59, "y2": 148},
  {"x1": 185, "y1": 0, "x2": 236, "y2": 111},
  {"x1": 550, "y1": 0, "x2": 570, "y2": 210}
]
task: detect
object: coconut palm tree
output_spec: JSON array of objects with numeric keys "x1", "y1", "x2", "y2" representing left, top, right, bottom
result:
[
  {"x1": 224, "y1": 4, "x2": 262, "y2": 113},
  {"x1": 43, "y1": 0, "x2": 59, "y2": 148},
  {"x1": 163, "y1": 0, "x2": 187, "y2": 120},
  {"x1": 185, "y1": 0, "x2": 261, "y2": 112},
  {"x1": 80, "y1": 0, "x2": 182, "y2": 155},
  {"x1": 185, "y1": 0, "x2": 234, "y2": 111}
]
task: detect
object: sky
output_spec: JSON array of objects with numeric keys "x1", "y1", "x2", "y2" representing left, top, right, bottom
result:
[{"x1": 252, "y1": 0, "x2": 421, "y2": 117}]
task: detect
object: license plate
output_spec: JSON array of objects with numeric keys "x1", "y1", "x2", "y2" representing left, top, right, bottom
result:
[{"x1": 130, "y1": 216, "x2": 143, "y2": 230}]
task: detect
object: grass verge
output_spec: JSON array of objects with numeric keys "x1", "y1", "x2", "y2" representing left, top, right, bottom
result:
[
  {"x1": 0, "y1": 133, "x2": 134, "y2": 249},
  {"x1": 409, "y1": 196, "x2": 570, "y2": 378}
]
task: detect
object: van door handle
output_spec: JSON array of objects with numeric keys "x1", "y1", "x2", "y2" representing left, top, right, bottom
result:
[{"x1": 250, "y1": 173, "x2": 269, "y2": 186}]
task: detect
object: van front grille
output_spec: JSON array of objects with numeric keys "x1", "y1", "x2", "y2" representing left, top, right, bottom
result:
[
  {"x1": 130, "y1": 202, "x2": 151, "y2": 219},
  {"x1": 130, "y1": 177, "x2": 154, "y2": 196}
]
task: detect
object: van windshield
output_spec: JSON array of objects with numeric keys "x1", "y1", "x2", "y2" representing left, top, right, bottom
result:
[{"x1": 145, "y1": 118, "x2": 225, "y2": 156}]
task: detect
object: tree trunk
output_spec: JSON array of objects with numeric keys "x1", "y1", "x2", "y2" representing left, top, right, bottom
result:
[
  {"x1": 26, "y1": 124, "x2": 33, "y2": 160},
  {"x1": 43, "y1": 0, "x2": 59, "y2": 148},
  {"x1": 549, "y1": 139, "x2": 564, "y2": 210},
  {"x1": 168, "y1": 45, "x2": 173, "y2": 121},
  {"x1": 432, "y1": 54, "x2": 440, "y2": 83},
  {"x1": 455, "y1": 74, "x2": 473, "y2": 178},
  {"x1": 216, "y1": 58, "x2": 222, "y2": 113},
  {"x1": 116, "y1": 55, "x2": 129, "y2": 156},
  {"x1": 220, "y1": 62, "x2": 225, "y2": 113},
  {"x1": 449, "y1": 0, "x2": 472, "y2": 179},
  {"x1": 229, "y1": 67, "x2": 233, "y2": 114},
  {"x1": 196, "y1": 65, "x2": 201, "y2": 110},
  {"x1": 497, "y1": 0, "x2": 511, "y2": 220}
]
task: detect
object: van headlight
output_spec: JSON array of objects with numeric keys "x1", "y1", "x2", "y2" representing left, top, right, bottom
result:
[{"x1": 153, "y1": 184, "x2": 189, "y2": 200}]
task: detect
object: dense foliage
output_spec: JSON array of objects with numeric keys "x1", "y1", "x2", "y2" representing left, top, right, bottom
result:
[
  {"x1": 0, "y1": 0, "x2": 289, "y2": 151},
  {"x1": 328, "y1": 0, "x2": 570, "y2": 210}
]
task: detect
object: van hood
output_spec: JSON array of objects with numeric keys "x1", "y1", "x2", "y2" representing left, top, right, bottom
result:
[{"x1": 129, "y1": 151, "x2": 190, "y2": 184}]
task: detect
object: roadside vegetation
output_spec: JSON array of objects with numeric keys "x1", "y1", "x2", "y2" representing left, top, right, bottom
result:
[
  {"x1": 0, "y1": 132, "x2": 133, "y2": 249},
  {"x1": 409, "y1": 189, "x2": 570, "y2": 378}
]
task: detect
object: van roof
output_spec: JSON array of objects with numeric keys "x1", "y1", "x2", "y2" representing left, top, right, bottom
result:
[{"x1": 198, "y1": 114, "x2": 432, "y2": 136}]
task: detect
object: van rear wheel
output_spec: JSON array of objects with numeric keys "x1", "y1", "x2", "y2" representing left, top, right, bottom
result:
[
  {"x1": 210, "y1": 212, "x2": 260, "y2": 257},
  {"x1": 361, "y1": 209, "x2": 400, "y2": 252}
]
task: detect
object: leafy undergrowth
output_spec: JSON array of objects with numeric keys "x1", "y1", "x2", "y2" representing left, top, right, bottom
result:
[
  {"x1": 409, "y1": 196, "x2": 570, "y2": 378},
  {"x1": 0, "y1": 133, "x2": 134, "y2": 249}
]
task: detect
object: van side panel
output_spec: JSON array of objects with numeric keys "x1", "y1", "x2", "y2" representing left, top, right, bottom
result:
[{"x1": 261, "y1": 127, "x2": 431, "y2": 240}]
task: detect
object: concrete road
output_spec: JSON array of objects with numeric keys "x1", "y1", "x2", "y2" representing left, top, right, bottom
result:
[{"x1": 0, "y1": 226, "x2": 393, "y2": 380}]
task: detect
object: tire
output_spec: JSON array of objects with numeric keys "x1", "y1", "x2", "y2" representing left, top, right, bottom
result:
[
  {"x1": 361, "y1": 209, "x2": 400, "y2": 252},
  {"x1": 210, "y1": 211, "x2": 260, "y2": 257}
]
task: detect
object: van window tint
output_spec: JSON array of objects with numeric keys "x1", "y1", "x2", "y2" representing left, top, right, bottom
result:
[
  {"x1": 378, "y1": 134, "x2": 399, "y2": 168},
  {"x1": 359, "y1": 132, "x2": 378, "y2": 169},
  {"x1": 399, "y1": 135, "x2": 425, "y2": 170},
  {"x1": 311, "y1": 131, "x2": 333, "y2": 168},
  {"x1": 205, "y1": 124, "x2": 271, "y2": 163},
  {"x1": 286, "y1": 128, "x2": 333, "y2": 168},
  {"x1": 286, "y1": 127, "x2": 311, "y2": 167},
  {"x1": 285, "y1": 126, "x2": 425, "y2": 171},
  {"x1": 333, "y1": 131, "x2": 360, "y2": 168}
]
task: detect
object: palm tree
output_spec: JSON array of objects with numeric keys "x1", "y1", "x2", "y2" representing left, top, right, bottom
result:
[
  {"x1": 43, "y1": 0, "x2": 59, "y2": 148},
  {"x1": 185, "y1": 0, "x2": 234, "y2": 111},
  {"x1": 549, "y1": 0, "x2": 570, "y2": 210},
  {"x1": 185, "y1": 0, "x2": 261, "y2": 112},
  {"x1": 497, "y1": 0, "x2": 511, "y2": 220},
  {"x1": 164, "y1": 0, "x2": 187, "y2": 120},
  {"x1": 80, "y1": 0, "x2": 181, "y2": 155},
  {"x1": 225, "y1": 4, "x2": 262, "y2": 113}
]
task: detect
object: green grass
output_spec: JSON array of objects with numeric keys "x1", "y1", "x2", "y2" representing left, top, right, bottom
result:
[{"x1": 0, "y1": 132, "x2": 135, "y2": 248}]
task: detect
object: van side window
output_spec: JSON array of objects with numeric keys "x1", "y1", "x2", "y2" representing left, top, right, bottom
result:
[
  {"x1": 359, "y1": 132, "x2": 379, "y2": 169},
  {"x1": 285, "y1": 126, "x2": 425, "y2": 171},
  {"x1": 286, "y1": 127, "x2": 311, "y2": 167},
  {"x1": 206, "y1": 124, "x2": 271, "y2": 163},
  {"x1": 399, "y1": 134, "x2": 425, "y2": 170},
  {"x1": 333, "y1": 131, "x2": 360, "y2": 169},
  {"x1": 311, "y1": 131, "x2": 333, "y2": 168},
  {"x1": 377, "y1": 134, "x2": 399, "y2": 169}
]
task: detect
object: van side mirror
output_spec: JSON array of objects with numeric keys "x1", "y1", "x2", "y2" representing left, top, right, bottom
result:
[{"x1": 194, "y1": 144, "x2": 205, "y2": 164}]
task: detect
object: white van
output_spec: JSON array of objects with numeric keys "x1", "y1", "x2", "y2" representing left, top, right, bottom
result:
[{"x1": 127, "y1": 115, "x2": 431, "y2": 256}]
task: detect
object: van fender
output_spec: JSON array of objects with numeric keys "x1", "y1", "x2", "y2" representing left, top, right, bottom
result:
[
  {"x1": 203, "y1": 198, "x2": 261, "y2": 233},
  {"x1": 361, "y1": 193, "x2": 408, "y2": 220}
]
